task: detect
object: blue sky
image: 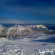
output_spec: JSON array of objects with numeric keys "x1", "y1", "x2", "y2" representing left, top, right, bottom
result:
[{"x1": 0, "y1": 0, "x2": 55, "y2": 24}]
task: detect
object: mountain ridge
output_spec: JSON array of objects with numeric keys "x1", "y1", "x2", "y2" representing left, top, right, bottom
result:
[{"x1": 0, "y1": 24, "x2": 55, "y2": 38}]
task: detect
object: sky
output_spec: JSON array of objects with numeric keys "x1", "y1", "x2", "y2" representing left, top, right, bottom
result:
[{"x1": 0, "y1": 0, "x2": 55, "y2": 24}]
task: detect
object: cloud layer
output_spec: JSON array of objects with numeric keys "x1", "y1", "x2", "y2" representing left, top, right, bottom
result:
[{"x1": 0, "y1": 0, "x2": 55, "y2": 24}]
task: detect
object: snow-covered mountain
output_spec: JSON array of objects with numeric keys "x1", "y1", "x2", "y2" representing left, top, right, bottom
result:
[
  {"x1": 0, "y1": 24, "x2": 7, "y2": 37},
  {"x1": 0, "y1": 24, "x2": 55, "y2": 55},
  {"x1": 0, "y1": 24, "x2": 4, "y2": 30},
  {"x1": 7, "y1": 25, "x2": 36, "y2": 37},
  {"x1": 8, "y1": 25, "x2": 26, "y2": 31},
  {"x1": 0, "y1": 24, "x2": 55, "y2": 38},
  {"x1": 0, "y1": 24, "x2": 5, "y2": 36},
  {"x1": 25, "y1": 24, "x2": 47, "y2": 30}
]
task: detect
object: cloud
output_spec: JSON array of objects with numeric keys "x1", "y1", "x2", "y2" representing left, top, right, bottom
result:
[
  {"x1": 0, "y1": 0, "x2": 55, "y2": 18},
  {"x1": 0, "y1": 0, "x2": 55, "y2": 24},
  {"x1": 0, "y1": 19, "x2": 25, "y2": 24},
  {"x1": 3, "y1": 6, "x2": 55, "y2": 18}
]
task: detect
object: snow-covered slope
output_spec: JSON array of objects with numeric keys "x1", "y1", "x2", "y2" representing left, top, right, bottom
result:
[
  {"x1": 0, "y1": 24, "x2": 55, "y2": 55},
  {"x1": 0, "y1": 34, "x2": 55, "y2": 55},
  {"x1": 0, "y1": 24, "x2": 4, "y2": 30},
  {"x1": 6, "y1": 25, "x2": 31, "y2": 37},
  {"x1": 0, "y1": 24, "x2": 6, "y2": 36},
  {"x1": 8, "y1": 25, "x2": 26, "y2": 31},
  {"x1": 7, "y1": 25, "x2": 30, "y2": 36}
]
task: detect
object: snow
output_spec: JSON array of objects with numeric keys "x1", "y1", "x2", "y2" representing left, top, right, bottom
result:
[
  {"x1": 0, "y1": 24, "x2": 4, "y2": 30},
  {"x1": 0, "y1": 34, "x2": 55, "y2": 55},
  {"x1": 7, "y1": 25, "x2": 27, "y2": 35},
  {"x1": 8, "y1": 25, "x2": 26, "y2": 31},
  {"x1": 25, "y1": 24, "x2": 47, "y2": 29},
  {"x1": 0, "y1": 24, "x2": 55, "y2": 55},
  {"x1": 36, "y1": 25, "x2": 47, "y2": 29}
]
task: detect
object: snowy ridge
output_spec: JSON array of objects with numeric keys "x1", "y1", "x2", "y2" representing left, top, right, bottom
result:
[
  {"x1": 7, "y1": 25, "x2": 32, "y2": 37},
  {"x1": 0, "y1": 24, "x2": 55, "y2": 37},
  {"x1": 7, "y1": 25, "x2": 26, "y2": 35},
  {"x1": 0, "y1": 24, "x2": 47, "y2": 31},
  {"x1": 8, "y1": 25, "x2": 26, "y2": 31},
  {"x1": 25, "y1": 24, "x2": 47, "y2": 29}
]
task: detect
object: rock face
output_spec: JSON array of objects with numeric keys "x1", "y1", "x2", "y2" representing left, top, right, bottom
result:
[{"x1": 0, "y1": 24, "x2": 55, "y2": 38}]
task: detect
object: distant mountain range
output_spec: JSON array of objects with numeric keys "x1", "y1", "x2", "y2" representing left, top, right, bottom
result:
[
  {"x1": 0, "y1": 24, "x2": 55, "y2": 38},
  {"x1": 1, "y1": 23, "x2": 55, "y2": 30}
]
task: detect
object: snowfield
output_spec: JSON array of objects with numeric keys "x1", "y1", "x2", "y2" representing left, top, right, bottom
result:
[{"x1": 0, "y1": 34, "x2": 55, "y2": 55}]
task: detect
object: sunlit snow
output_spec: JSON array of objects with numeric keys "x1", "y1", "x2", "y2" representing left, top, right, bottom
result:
[{"x1": 0, "y1": 34, "x2": 55, "y2": 55}]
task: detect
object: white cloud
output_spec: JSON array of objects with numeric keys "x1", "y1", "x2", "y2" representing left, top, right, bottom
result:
[{"x1": 0, "y1": 19, "x2": 25, "y2": 24}]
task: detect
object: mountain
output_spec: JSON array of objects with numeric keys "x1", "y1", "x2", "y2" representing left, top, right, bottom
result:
[
  {"x1": 8, "y1": 25, "x2": 26, "y2": 31},
  {"x1": 25, "y1": 24, "x2": 47, "y2": 31},
  {"x1": 25, "y1": 24, "x2": 47, "y2": 29},
  {"x1": 0, "y1": 24, "x2": 4, "y2": 30},
  {"x1": 0, "y1": 24, "x2": 55, "y2": 38},
  {"x1": 7, "y1": 25, "x2": 36, "y2": 37}
]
